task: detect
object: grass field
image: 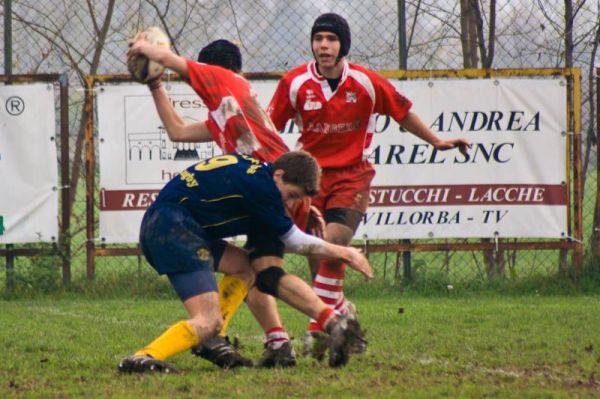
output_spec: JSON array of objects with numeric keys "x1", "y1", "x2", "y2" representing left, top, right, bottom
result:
[{"x1": 2, "y1": 290, "x2": 600, "y2": 398}]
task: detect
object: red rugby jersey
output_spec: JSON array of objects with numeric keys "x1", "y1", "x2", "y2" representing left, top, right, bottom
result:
[
  {"x1": 267, "y1": 61, "x2": 412, "y2": 168},
  {"x1": 186, "y1": 59, "x2": 289, "y2": 162}
]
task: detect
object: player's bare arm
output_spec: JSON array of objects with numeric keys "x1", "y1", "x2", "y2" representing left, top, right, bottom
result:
[
  {"x1": 150, "y1": 85, "x2": 213, "y2": 142},
  {"x1": 400, "y1": 111, "x2": 471, "y2": 155},
  {"x1": 127, "y1": 36, "x2": 189, "y2": 79}
]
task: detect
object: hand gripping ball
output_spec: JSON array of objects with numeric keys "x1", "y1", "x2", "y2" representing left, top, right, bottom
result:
[{"x1": 127, "y1": 26, "x2": 170, "y2": 83}]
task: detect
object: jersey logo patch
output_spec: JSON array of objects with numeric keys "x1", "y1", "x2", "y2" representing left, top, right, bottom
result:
[
  {"x1": 346, "y1": 91, "x2": 357, "y2": 103},
  {"x1": 304, "y1": 100, "x2": 322, "y2": 111}
]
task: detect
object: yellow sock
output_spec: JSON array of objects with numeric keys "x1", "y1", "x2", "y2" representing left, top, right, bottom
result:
[
  {"x1": 218, "y1": 275, "x2": 248, "y2": 337},
  {"x1": 135, "y1": 320, "x2": 199, "y2": 361}
]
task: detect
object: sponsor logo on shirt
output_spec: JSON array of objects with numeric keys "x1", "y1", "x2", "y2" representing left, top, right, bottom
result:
[
  {"x1": 304, "y1": 100, "x2": 322, "y2": 111},
  {"x1": 306, "y1": 120, "x2": 362, "y2": 134}
]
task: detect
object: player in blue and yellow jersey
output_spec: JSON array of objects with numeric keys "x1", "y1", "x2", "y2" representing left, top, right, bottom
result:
[
  {"x1": 128, "y1": 36, "x2": 322, "y2": 368},
  {"x1": 118, "y1": 151, "x2": 373, "y2": 373}
]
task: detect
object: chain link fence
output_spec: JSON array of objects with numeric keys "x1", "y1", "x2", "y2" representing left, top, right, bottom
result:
[{"x1": 1, "y1": 1, "x2": 599, "y2": 294}]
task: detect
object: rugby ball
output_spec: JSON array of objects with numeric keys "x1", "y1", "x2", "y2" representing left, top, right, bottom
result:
[{"x1": 127, "y1": 26, "x2": 170, "y2": 83}]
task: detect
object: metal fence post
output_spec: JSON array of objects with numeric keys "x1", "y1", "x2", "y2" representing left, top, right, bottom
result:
[
  {"x1": 3, "y1": 0, "x2": 13, "y2": 291},
  {"x1": 84, "y1": 76, "x2": 96, "y2": 280},
  {"x1": 59, "y1": 72, "x2": 71, "y2": 284},
  {"x1": 4, "y1": 0, "x2": 12, "y2": 76},
  {"x1": 397, "y1": 0, "x2": 407, "y2": 70},
  {"x1": 402, "y1": 239, "x2": 412, "y2": 284},
  {"x1": 595, "y1": 67, "x2": 600, "y2": 256},
  {"x1": 5, "y1": 244, "x2": 14, "y2": 291},
  {"x1": 570, "y1": 68, "x2": 584, "y2": 271}
]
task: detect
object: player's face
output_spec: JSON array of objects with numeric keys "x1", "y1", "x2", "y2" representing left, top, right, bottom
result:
[
  {"x1": 273, "y1": 171, "x2": 306, "y2": 203},
  {"x1": 312, "y1": 32, "x2": 341, "y2": 68}
]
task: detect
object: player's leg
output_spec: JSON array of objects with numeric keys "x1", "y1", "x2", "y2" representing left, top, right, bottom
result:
[
  {"x1": 119, "y1": 272, "x2": 222, "y2": 374},
  {"x1": 245, "y1": 286, "x2": 297, "y2": 368},
  {"x1": 131, "y1": 286, "x2": 219, "y2": 362},
  {"x1": 215, "y1": 232, "x2": 293, "y2": 344},
  {"x1": 304, "y1": 161, "x2": 374, "y2": 356},
  {"x1": 252, "y1": 255, "x2": 365, "y2": 367},
  {"x1": 306, "y1": 218, "x2": 355, "y2": 330},
  {"x1": 217, "y1": 275, "x2": 248, "y2": 336},
  {"x1": 304, "y1": 219, "x2": 354, "y2": 357},
  {"x1": 216, "y1": 242, "x2": 250, "y2": 338},
  {"x1": 243, "y1": 234, "x2": 298, "y2": 368},
  {"x1": 198, "y1": 242, "x2": 296, "y2": 368},
  {"x1": 191, "y1": 243, "x2": 254, "y2": 368},
  {"x1": 118, "y1": 204, "x2": 225, "y2": 374}
]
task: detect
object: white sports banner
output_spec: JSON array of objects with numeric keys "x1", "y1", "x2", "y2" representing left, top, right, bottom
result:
[
  {"x1": 0, "y1": 83, "x2": 59, "y2": 243},
  {"x1": 97, "y1": 84, "x2": 223, "y2": 243},
  {"x1": 98, "y1": 77, "x2": 567, "y2": 242}
]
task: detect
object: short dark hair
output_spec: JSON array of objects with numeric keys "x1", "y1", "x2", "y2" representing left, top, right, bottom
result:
[
  {"x1": 197, "y1": 39, "x2": 242, "y2": 73},
  {"x1": 273, "y1": 151, "x2": 321, "y2": 197}
]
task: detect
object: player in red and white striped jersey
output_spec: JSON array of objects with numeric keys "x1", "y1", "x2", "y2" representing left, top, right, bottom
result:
[{"x1": 267, "y1": 13, "x2": 470, "y2": 355}]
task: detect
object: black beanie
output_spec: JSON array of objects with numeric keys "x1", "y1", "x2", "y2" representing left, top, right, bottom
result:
[
  {"x1": 311, "y1": 13, "x2": 351, "y2": 58},
  {"x1": 197, "y1": 39, "x2": 242, "y2": 73}
]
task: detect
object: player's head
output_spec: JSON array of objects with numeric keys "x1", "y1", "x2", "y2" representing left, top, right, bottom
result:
[
  {"x1": 273, "y1": 151, "x2": 321, "y2": 199},
  {"x1": 311, "y1": 13, "x2": 351, "y2": 63},
  {"x1": 197, "y1": 39, "x2": 242, "y2": 73}
]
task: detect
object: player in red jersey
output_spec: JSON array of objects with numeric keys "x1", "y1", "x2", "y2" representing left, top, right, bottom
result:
[
  {"x1": 267, "y1": 13, "x2": 471, "y2": 356},
  {"x1": 128, "y1": 38, "x2": 317, "y2": 368},
  {"x1": 150, "y1": 40, "x2": 288, "y2": 162}
]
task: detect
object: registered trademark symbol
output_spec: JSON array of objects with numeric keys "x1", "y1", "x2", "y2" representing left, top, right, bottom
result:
[{"x1": 5, "y1": 96, "x2": 25, "y2": 116}]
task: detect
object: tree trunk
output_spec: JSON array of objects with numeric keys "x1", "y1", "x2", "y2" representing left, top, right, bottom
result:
[
  {"x1": 471, "y1": 0, "x2": 496, "y2": 68},
  {"x1": 460, "y1": 0, "x2": 479, "y2": 68}
]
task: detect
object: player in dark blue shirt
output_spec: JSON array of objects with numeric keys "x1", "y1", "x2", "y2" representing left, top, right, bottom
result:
[
  {"x1": 118, "y1": 151, "x2": 373, "y2": 373},
  {"x1": 151, "y1": 153, "x2": 294, "y2": 248}
]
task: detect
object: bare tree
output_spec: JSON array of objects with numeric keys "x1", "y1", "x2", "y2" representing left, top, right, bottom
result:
[
  {"x1": 459, "y1": 1, "x2": 507, "y2": 278},
  {"x1": 460, "y1": 0, "x2": 479, "y2": 67},
  {"x1": 471, "y1": 0, "x2": 496, "y2": 68},
  {"x1": 143, "y1": 0, "x2": 204, "y2": 55},
  {"x1": 13, "y1": 1, "x2": 117, "y2": 234}
]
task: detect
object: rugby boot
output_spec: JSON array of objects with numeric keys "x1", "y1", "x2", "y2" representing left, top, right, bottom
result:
[
  {"x1": 326, "y1": 313, "x2": 366, "y2": 368},
  {"x1": 257, "y1": 341, "x2": 297, "y2": 368},
  {"x1": 191, "y1": 336, "x2": 253, "y2": 369},
  {"x1": 302, "y1": 330, "x2": 329, "y2": 362},
  {"x1": 346, "y1": 301, "x2": 368, "y2": 354},
  {"x1": 118, "y1": 354, "x2": 179, "y2": 374}
]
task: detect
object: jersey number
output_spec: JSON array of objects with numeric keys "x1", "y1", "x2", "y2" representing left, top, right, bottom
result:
[{"x1": 194, "y1": 155, "x2": 239, "y2": 171}]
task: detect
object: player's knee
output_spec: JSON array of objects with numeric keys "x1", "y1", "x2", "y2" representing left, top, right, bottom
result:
[
  {"x1": 255, "y1": 266, "x2": 286, "y2": 298},
  {"x1": 188, "y1": 310, "x2": 224, "y2": 337},
  {"x1": 236, "y1": 268, "x2": 255, "y2": 288}
]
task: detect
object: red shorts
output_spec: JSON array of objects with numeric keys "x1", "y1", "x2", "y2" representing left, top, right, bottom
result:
[{"x1": 312, "y1": 160, "x2": 375, "y2": 214}]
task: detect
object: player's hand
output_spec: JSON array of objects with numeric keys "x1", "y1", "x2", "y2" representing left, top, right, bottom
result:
[
  {"x1": 127, "y1": 37, "x2": 149, "y2": 58},
  {"x1": 128, "y1": 31, "x2": 146, "y2": 48},
  {"x1": 343, "y1": 247, "x2": 373, "y2": 280},
  {"x1": 435, "y1": 138, "x2": 471, "y2": 155},
  {"x1": 306, "y1": 205, "x2": 325, "y2": 238}
]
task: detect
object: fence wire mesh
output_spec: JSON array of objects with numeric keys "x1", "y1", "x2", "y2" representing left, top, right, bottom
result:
[{"x1": 1, "y1": 1, "x2": 599, "y2": 293}]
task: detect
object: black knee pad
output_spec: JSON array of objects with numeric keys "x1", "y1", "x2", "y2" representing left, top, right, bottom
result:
[{"x1": 255, "y1": 266, "x2": 286, "y2": 298}]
